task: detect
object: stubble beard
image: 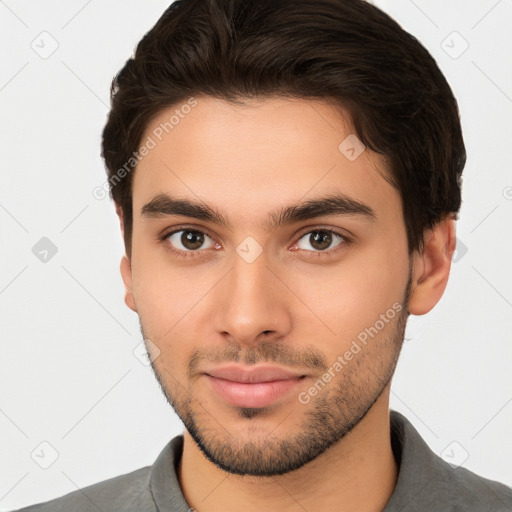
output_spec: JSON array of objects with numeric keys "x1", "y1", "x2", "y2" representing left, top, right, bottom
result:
[{"x1": 142, "y1": 271, "x2": 411, "y2": 476}]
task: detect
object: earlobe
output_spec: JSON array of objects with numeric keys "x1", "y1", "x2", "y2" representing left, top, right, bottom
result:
[
  {"x1": 408, "y1": 217, "x2": 456, "y2": 315},
  {"x1": 120, "y1": 254, "x2": 137, "y2": 312}
]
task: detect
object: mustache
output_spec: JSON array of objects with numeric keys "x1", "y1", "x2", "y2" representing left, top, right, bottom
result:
[{"x1": 187, "y1": 339, "x2": 328, "y2": 379}]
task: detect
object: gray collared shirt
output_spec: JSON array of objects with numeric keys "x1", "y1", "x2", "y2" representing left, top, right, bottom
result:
[{"x1": 12, "y1": 410, "x2": 512, "y2": 511}]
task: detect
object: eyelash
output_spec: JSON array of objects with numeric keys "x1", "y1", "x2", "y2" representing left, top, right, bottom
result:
[{"x1": 159, "y1": 225, "x2": 352, "y2": 260}]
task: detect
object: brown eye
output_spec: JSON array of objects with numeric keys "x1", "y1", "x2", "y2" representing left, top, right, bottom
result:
[
  {"x1": 296, "y1": 230, "x2": 344, "y2": 252},
  {"x1": 166, "y1": 229, "x2": 215, "y2": 252}
]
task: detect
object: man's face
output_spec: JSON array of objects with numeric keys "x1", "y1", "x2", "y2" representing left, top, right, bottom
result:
[{"x1": 124, "y1": 96, "x2": 412, "y2": 476}]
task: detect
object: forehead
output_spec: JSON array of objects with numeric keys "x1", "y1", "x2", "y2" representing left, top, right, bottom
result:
[{"x1": 132, "y1": 96, "x2": 399, "y2": 229}]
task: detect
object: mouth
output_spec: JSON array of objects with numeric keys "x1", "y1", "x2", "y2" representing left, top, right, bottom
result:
[{"x1": 203, "y1": 364, "x2": 307, "y2": 408}]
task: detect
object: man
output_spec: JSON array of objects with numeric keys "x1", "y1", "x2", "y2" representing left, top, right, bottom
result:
[{"x1": 13, "y1": 0, "x2": 512, "y2": 510}]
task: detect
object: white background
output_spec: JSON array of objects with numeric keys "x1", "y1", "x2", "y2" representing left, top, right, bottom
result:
[{"x1": 1, "y1": 0, "x2": 511, "y2": 509}]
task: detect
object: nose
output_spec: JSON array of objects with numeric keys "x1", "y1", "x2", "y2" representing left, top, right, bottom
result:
[{"x1": 212, "y1": 248, "x2": 292, "y2": 347}]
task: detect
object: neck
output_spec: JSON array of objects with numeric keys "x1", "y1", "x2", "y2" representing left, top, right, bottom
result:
[{"x1": 177, "y1": 390, "x2": 398, "y2": 512}]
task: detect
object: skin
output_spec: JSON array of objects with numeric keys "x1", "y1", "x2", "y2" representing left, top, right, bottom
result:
[{"x1": 118, "y1": 96, "x2": 456, "y2": 512}]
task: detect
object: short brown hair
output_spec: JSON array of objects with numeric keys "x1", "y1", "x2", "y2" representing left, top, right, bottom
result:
[{"x1": 101, "y1": 0, "x2": 466, "y2": 258}]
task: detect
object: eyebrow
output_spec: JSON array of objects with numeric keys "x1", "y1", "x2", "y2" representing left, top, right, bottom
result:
[{"x1": 141, "y1": 192, "x2": 376, "y2": 230}]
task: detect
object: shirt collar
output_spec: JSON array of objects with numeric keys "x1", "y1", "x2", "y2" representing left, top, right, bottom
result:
[
  {"x1": 383, "y1": 410, "x2": 449, "y2": 510},
  {"x1": 148, "y1": 410, "x2": 449, "y2": 511}
]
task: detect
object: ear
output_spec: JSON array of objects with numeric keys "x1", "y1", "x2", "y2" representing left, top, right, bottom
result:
[
  {"x1": 120, "y1": 255, "x2": 137, "y2": 312},
  {"x1": 116, "y1": 204, "x2": 137, "y2": 312},
  {"x1": 408, "y1": 216, "x2": 456, "y2": 315}
]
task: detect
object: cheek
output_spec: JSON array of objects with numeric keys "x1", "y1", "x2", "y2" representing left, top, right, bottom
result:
[
  {"x1": 129, "y1": 239, "x2": 181, "y2": 338},
  {"x1": 130, "y1": 241, "x2": 220, "y2": 346},
  {"x1": 131, "y1": 268, "x2": 197, "y2": 339},
  {"x1": 130, "y1": 262, "x2": 197, "y2": 382},
  {"x1": 283, "y1": 251, "x2": 407, "y2": 341}
]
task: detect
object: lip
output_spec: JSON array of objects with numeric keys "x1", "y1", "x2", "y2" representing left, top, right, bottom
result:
[
  {"x1": 204, "y1": 364, "x2": 306, "y2": 383},
  {"x1": 203, "y1": 364, "x2": 307, "y2": 408}
]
